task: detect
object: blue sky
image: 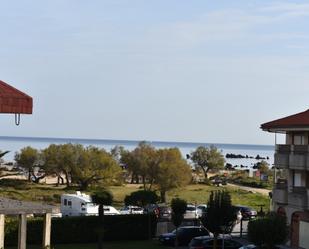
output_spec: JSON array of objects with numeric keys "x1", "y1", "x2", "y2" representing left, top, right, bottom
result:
[{"x1": 1, "y1": 0, "x2": 309, "y2": 145}]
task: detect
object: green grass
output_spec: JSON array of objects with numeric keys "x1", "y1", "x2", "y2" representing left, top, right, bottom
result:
[
  {"x1": 168, "y1": 184, "x2": 270, "y2": 211},
  {"x1": 0, "y1": 179, "x2": 270, "y2": 211},
  {"x1": 7, "y1": 240, "x2": 166, "y2": 249}
]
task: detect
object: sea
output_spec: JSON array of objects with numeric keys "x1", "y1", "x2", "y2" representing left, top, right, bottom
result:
[{"x1": 0, "y1": 136, "x2": 274, "y2": 169}]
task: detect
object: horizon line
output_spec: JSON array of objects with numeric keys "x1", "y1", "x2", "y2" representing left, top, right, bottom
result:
[{"x1": 0, "y1": 135, "x2": 274, "y2": 148}]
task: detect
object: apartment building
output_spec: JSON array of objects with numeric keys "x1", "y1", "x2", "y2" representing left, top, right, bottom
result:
[{"x1": 261, "y1": 109, "x2": 309, "y2": 249}]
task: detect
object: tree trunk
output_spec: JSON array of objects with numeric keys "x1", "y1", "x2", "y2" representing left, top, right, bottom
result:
[
  {"x1": 56, "y1": 174, "x2": 60, "y2": 187},
  {"x1": 28, "y1": 169, "x2": 31, "y2": 182},
  {"x1": 201, "y1": 167, "x2": 208, "y2": 179},
  {"x1": 135, "y1": 174, "x2": 139, "y2": 184},
  {"x1": 160, "y1": 190, "x2": 166, "y2": 203},
  {"x1": 32, "y1": 174, "x2": 46, "y2": 184},
  {"x1": 64, "y1": 171, "x2": 70, "y2": 187},
  {"x1": 60, "y1": 175, "x2": 64, "y2": 184},
  {"x1": 142, "y1": 175, "x2": 146, "y2": 190}
]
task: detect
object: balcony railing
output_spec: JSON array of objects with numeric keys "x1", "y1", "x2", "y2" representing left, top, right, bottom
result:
[
  {"x1": 288, "y1": 187, "x2": 308, "y2": 209},
  {"x1": 276, "y1": 144, "x2": 291, "y2": 153},
  {"x1": 273, "y1": 183, "x2": 288, "y2": 204},
  {"x1": 275, "y1": 145, "x2": 309, "y2": 170}
]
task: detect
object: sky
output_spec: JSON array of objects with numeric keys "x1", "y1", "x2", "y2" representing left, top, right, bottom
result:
[{"x1": 0, "y1": 0, "x2": 309, "y2": 145}]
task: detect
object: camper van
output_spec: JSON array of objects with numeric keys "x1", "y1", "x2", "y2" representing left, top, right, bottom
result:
[{"x1": 60, "y1": 191, "x2": 120, "y2": 217}]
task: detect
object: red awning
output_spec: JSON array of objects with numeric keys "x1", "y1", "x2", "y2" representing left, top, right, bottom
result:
[{"x1": 0, "y1": 80, "x2": 33, "y2": 114}]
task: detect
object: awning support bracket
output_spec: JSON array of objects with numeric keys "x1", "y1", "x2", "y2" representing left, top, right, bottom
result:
[{"x1": 15, "y1": 113, "x2": 20, "y2": 126}]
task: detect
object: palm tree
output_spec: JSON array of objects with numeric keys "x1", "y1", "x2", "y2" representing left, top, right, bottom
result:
[{"x1": 91, "y1": 189, "x2": 113, "y2": 249}]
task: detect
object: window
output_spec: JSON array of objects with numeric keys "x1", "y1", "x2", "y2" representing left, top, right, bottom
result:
[
  {"x1": 293, "y1": 134, "x2": 305, "y2": 145},
  {"x1": 293, "y1": 172, "x2": 302, "y2": 187},
  {"x1": 68, "y1": 200, "x2": 72, "y2": 206},
  {"x1": 64, "y1": 199, "x2": 67, "y2": 206}
]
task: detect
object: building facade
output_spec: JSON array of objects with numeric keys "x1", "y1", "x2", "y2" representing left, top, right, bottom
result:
[{"x1": 261, "y1": 109, "x2": 309, "y2": 249}]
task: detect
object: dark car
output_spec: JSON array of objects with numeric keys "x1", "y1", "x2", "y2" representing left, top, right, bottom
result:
[
  {"x1": 159, "y1": 226, "x2": 210, "y2": 246},
  {"x1": 144, "y1": 204, "x2": 172, "y2": 220},
  {"x1": 189, "y1": 236, "x2": 243, "y2": 249},
  {"x1": 239, "y1": 244, "x2": 285, "y2": 249},
  {"x1": 157, "y1": 205, "x2": 172, "y2": 220},
  {"x1": 234, "y1": 205, "x2": 257, "y2": 220}
]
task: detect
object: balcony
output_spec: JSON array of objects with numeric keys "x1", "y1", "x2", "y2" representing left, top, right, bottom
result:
[
  {"x1": 289, "y1": 154, "x2": 307, "y2": 170},
  {"x1": 275, "y1": 145, "x2": 309, "y2": 170},
  {"x1": 274, "y1": 153, "x2": 289, "y2": 168},
  {"x1": 288, "y1": 187, "x2": 308, "y2": 210},
  {"x1": 273, "y1": 183, "x2": 288, "y2": 204}
]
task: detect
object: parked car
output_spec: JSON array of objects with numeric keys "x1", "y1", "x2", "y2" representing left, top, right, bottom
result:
[
  {"x1": 159, "y1": 226, "x2": 210, "y2": 246},
  {"x1": 119, "y1": 206, "x2": 144, "y2": 214},
  {"x1": 184, "y1": 204, "x2": 198, "y2": 219},
  {"x1": 189, "y1": 236, "x2": 243, "y2": 249},
  {"x1": 234, "y1": 205, "x2": 257, "y2": 220},
  {"x1": 239, "y1": 244, "x2": 287, "y2": 249},
  {"x1": 196, "y1": 204, "x2": 207, "y2": 218},
  {"x1": 157, "y1": 205, "x2": 172, "y2": 220},
  {"x1": 144, "y1": 204, "x2": 172, "y2": 220}
]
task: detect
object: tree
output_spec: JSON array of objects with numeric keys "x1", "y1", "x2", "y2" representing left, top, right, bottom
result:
[
  {"x1": 120, "y1": 149, "x2": 138, "y2": 183},
  {"x1": 201, "y1": 191, "x2": 236, "y2": 249},
  {"x1": 72, "y1": 146, "x2": 122, "y2": 190},
  {"x1": 15, "y1": 146, "x2": 40, "y2": 182},
  {"x1": 171, "y1": 198, "x2": 187, "y2": 249},
  {"x1": 0, "y1": 150, "x2": 10, "y2": 178},
  {"x1": 248, "y1": 213, "x2": 288, "y2": 249},
  {"x1": 156, "y1": 148, "x2": 191, "y2": 202},
  {"x1": 257, "y1": 160, "x2": 270, "y2": 175},
  {"x1": 124, "y1": 190, "x2": 159, "y2": 207},
  {"x1": 92, "y1": 189, "x2": 114, "y2": 249},
  {"x1": 120, "y1": 142, "x2": 157, "y2": 189},
  {"x1": 41, "y1": 144, "x2": 64, "y2": 186},
  {"x1": 190, "y1": 146, "x2": 225, "y2": 179}
]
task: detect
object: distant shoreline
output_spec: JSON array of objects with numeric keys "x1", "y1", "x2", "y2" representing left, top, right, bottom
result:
[{"x1": 0, "y1": 135, "x2": 274, "y2": 151}]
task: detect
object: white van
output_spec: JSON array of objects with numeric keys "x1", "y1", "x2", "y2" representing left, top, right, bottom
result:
[{"x1": 60, "y1": 191, "x2": 120, "y2": 217}]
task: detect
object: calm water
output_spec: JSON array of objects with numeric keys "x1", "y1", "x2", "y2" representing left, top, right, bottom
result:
[{"x1": 0, "y1": 136, "x2": 274, "y2": 168}]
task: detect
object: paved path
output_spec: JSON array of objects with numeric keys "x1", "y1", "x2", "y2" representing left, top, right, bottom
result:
[{"x1": 227, "y1": 183, "x2": 271, "y2": 196}]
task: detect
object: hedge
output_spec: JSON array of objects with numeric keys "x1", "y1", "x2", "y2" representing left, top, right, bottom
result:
[{"x1": 5, "y1": 214, "x2": 157, "y2": 246}]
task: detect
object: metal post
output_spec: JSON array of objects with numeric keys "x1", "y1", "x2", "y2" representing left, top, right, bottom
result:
[
  {"x1": 240, "y1": 218, "x2": 243, "y2": 238},
  {"x1": 18, "y1": 214, "x2": 27, "y2": 249},
  {"x1": 42, "y1": 213, "x2": 52, "y2": 248},
  {"x1": 0, "y1": 214, "x2": 5, "y2": 249}
]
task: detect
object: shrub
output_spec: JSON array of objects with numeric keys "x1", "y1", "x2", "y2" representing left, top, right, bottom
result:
[
  {"x1": 5, "y1": 215, "x2": 157, "y2": 246},
  {"x1": 248, "y1": 213, "x2": 288, "y2": 248},
  {"x1": 0, "y1": 179, "x2": 30, "y2": 190},
  {"x1": 124, "y1": 190, "x2": 159, "y2": 206}
]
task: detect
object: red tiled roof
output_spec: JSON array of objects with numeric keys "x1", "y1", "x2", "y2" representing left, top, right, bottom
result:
[
  {"x1": 0, "y1": 80, "x2": 33, "y2": 114},
  {"x1": 261, "y1": 109, "x2": 309, "y2": 131}
]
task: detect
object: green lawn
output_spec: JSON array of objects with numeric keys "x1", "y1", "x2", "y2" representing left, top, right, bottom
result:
[
  {"x1": 0, "y1": 179, "x2": 270, "y2": 211},
  {"x1": 104, "y1": 184, "x2": 270, "y2": 210},
  {"x1": 8, "y1": 240, "x2": 166, "y2": 249}
]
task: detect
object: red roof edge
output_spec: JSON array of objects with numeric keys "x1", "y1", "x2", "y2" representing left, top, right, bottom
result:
[
  {"x1": 0, "y1": 80, "x2": 33, "y2": 114},
  {"x1": 261, "y1": 109, "x2": 309, "y2": 131}
]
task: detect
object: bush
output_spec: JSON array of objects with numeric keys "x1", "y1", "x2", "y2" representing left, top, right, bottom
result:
[
  {"x1": 0, "y1": 179, "x2": 30, "y2": 190},
  {"x1": 124, "y1": 190, "x2": 159, "y2": 206},
  {"x1": 248, "y1": 213, "x2": 288, "y2": 248},
  {"x1": 5, "y1": 214, "x2": 157, "y2": 246}
]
